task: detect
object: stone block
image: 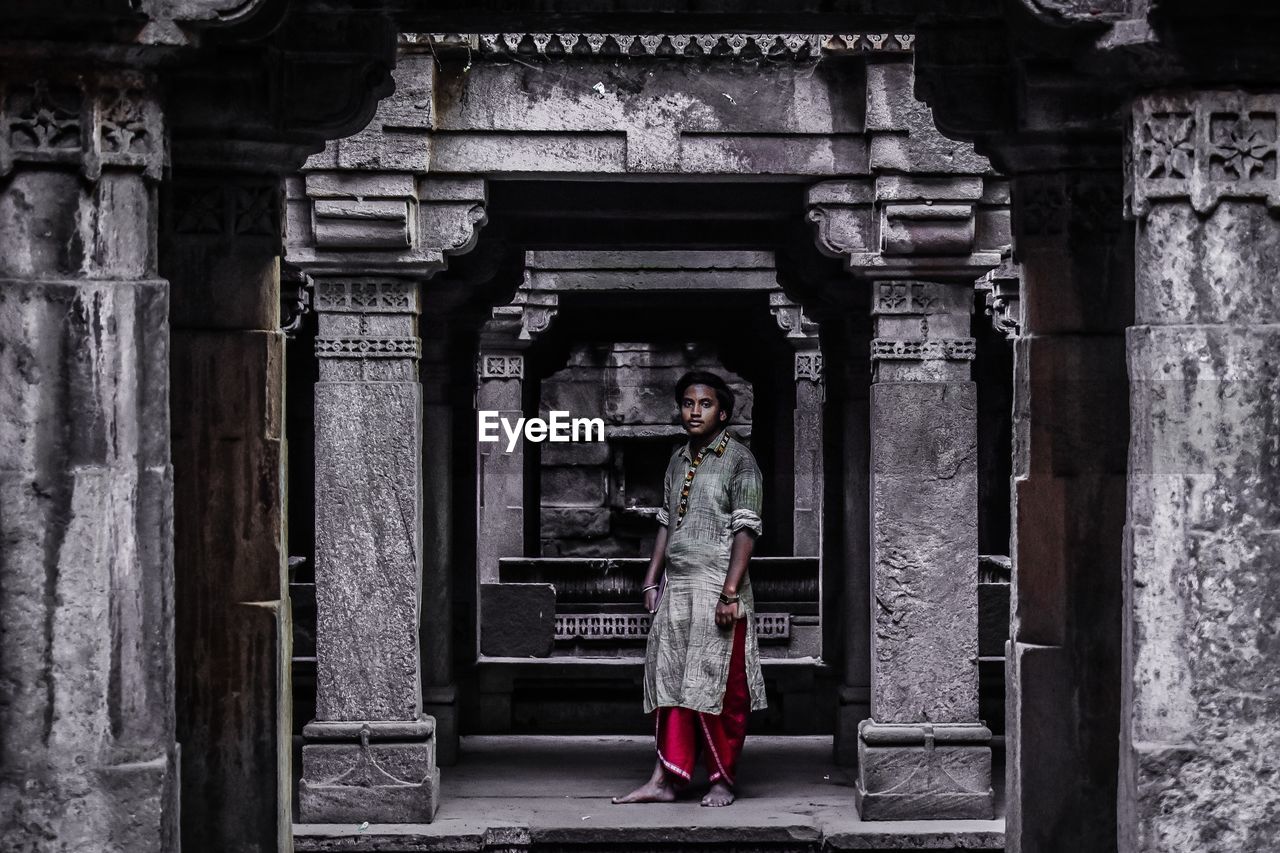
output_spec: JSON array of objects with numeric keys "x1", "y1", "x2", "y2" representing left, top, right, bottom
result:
[
  {"x1": 480, "y1": 584, "x2": 556, "y2": 657},
  {"x1": 541, "y1": 507, "x2": 611, "y2": 539},
  {"x1": 541, "y1": 466, "x2": 608, "y2": 507},
  {"x1": 541, "y1": 439, "x2": 611, "y2": 466},
  {"x1": 856, "y1": 721, "x2": 994, "y2": 820}
]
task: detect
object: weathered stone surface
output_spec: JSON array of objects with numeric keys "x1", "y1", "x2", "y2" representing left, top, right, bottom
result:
[
  {"x1": 1004, "y1": 166, "x2": 1130, "y2": 853},
  {"x1": 541, "y1": 465, "x2": 609, "y2": 508},
  {"x1": 0, "y1": 278, "x2": 178, "y2": 848},
  {"x1": 171, "y1": 328, "x2": 286, "y2": 853},
  {"x1": 314, "y1": 381, "x2": 424, "y2": 721},
  {"x1": 1124, "y1": 200, "x2": 1280, "y2": 852},
  {"x1": 870, "y1": 381, "x2": 979, "y2": 723},
  {"x1": 0, "y1": 73, "x2": 178, "y2": 848},
  {"x1": 480, "y1": 584, "x2": 556, "y2": 657},
  {"x1": 541, "y1": 507, "x2": 612, "y2": 539},
  {"x1": 477, "y1": 368, "x2": 525, "y2": 583}
]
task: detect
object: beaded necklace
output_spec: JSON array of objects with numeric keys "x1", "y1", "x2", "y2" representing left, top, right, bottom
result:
[{"x1": 675, "y1": 430, "x2": 731, "y2": 527}]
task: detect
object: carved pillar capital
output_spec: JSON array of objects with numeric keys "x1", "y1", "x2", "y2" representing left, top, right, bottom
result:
[
  {"x1": 0, "y1": 72, "x2": 166, "y2": 182},
  {"x1": 1127, "y1": 90, "x2": 1280, "y2": 218},
  {"x1": 312, "y1": 277, "x2": 422, "y2": 380},
  {"x1": 807, "y1": 177, "x2": 1007, "y2": 279},
  {"x1": 287, "y1": 174, "x2": 488, "y2": 277},
  {"x1": 869, "y1": 280, "x2": 975, "y2": 382}
]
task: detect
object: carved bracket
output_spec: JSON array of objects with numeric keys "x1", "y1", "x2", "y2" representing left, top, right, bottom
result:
[
  {"x1": 287, "y1": 174, "x2": 487, "y2": 277},
  {"x1": 1128, "y1": 90, "x2": 1280, "y2": 217},
  {"x1": 975, "y1": 249, "x2": 1021, "y2": 340},
  {"x1": 807, "y1": 178, "x2": 1006, "y2": 278},
  {"x1": 0, "y1": 74, "x2": 165, "y2": 180},
  {"x1": 769, "y1": 292, "x2": 820, "y2": 341}
]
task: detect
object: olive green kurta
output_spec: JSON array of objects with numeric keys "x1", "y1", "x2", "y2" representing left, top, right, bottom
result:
[{"x1": 643, "y1": 427, "x2": 767, "y2": 714}]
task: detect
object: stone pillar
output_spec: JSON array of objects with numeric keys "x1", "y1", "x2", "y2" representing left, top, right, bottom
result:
[
  {"x1": 827, "y1": 312, "x2": 873, "y2": 765},
  {"x1": 162, "y1": 167, "x2": 295, "y2": 852},
  {"x1": 858, "y1": 280, "x2": 993, "y2": 820},
  {"x1": 771, "y1": 292, "x2": 825, "y2": 557},
  {"x1": 0, "y1": 72, "x2": 178, "y2": 849},
  {"x1": 420, "y1": 305, "x2": 458, "y2": 765},
  {"x1": 1004, "y1": 163, "x2": 1130, "y2": 852},
  {"x1": 299, "y1": 276, "x2": 439, "y2": 822},
  {"x1": 475, "y1": 348, "x2": 528, "y2": 585},
  {"x1": 792, "y1": 349, "x2": 824, "y2": 556},
  {"x1": 1121, "y1": 91, "x2": 1280, "y2": 851}
]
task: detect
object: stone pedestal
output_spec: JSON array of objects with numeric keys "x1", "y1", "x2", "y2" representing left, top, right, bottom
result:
[
  {"x1": 300, "y1": 277, "x2": 438, "y2": 822},
  {"x1": 0, "y1": 72, "x2": 178, "y2": 850},
  {"x1": 1121, "y1": 91, "x2": 1280, "y2": 852},
  {"x1": 857, "y1": 281, "x2": 993, "y2": 820}
]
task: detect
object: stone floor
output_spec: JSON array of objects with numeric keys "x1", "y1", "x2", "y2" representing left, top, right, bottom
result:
[{"x1": 294, "y1": 736, "x2": 1005, "y2": 851}]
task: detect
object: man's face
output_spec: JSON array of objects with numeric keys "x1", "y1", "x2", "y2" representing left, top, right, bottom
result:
[{"x1": 680, "y1": 383, "x2": 727, "y2": 438}]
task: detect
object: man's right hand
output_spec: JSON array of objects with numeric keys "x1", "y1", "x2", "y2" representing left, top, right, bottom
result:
[{"x1": 644, "y1": 587, "x2": 659, "y2": 614}]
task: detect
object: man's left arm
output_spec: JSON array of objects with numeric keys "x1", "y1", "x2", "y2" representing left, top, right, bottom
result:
[{"x1": 716, "y1": 454, "x2": 764, "y2": 628}]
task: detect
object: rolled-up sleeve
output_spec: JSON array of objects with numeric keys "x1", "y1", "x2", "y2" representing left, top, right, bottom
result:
[
  {"x1": 655, "y1": 457, "x2": 673, "y2": 527},
  {"x1": 727, "y1": 453, "x2": 763, "y2": 537}
]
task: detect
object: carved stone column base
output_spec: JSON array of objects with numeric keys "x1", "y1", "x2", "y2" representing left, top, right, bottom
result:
[
  {"x1": 855, "y1": 720, "x2": 994, "y2": 821},
  {"x1": 299, "y1": 718, "x2": 439, "y2": 823}
]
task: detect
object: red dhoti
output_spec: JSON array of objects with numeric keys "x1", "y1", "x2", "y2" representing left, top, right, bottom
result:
[{"x1": 653, "y1": 618, "x2": 750, "y2": 786}]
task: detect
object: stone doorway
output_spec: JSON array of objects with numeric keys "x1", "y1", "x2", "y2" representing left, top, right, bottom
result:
[{"x1": 282, "y1": 32, "x2": 1013, "y2": 828}]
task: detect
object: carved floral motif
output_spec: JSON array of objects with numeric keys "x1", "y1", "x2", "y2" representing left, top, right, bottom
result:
[
  {"x1": 1129, "y1": 92, "x2": 1280, "y2": 216},
  {"x1": 314, "y1": 280, "x2": 415, "y2": 313},
  {"x1": 870, "y1": 338, "x2": 976, "y2": 362},
  {"x1": 479, "y1": 354, "x2": 524, "y2": 379},
  {"x1": 0, "y1": 76, "x2": 164, "y2": 180},
  {"x1": 795, "y1": 352, "x2": 824, "y2": 382},
  {"x1": 315, "y1": 337, "x2": 421, "y2": 358}
]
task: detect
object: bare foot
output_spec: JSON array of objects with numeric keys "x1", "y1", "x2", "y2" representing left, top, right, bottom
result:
[
  {"x1": 701, "y1": 780, "x2": 735, "y2": 807},
  {"x1": 612, "y1": 779, "x2": 677, "y2": 804}
]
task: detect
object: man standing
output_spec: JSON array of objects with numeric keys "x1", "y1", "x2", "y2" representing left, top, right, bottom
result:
[{"x1": 612, "y1": 371, "x2": 766, "y2": 807}]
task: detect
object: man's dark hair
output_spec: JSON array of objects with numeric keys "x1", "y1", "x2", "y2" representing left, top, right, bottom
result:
[{"x1": 673, "y1": 370, "x2": 735, "y2": 423}]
